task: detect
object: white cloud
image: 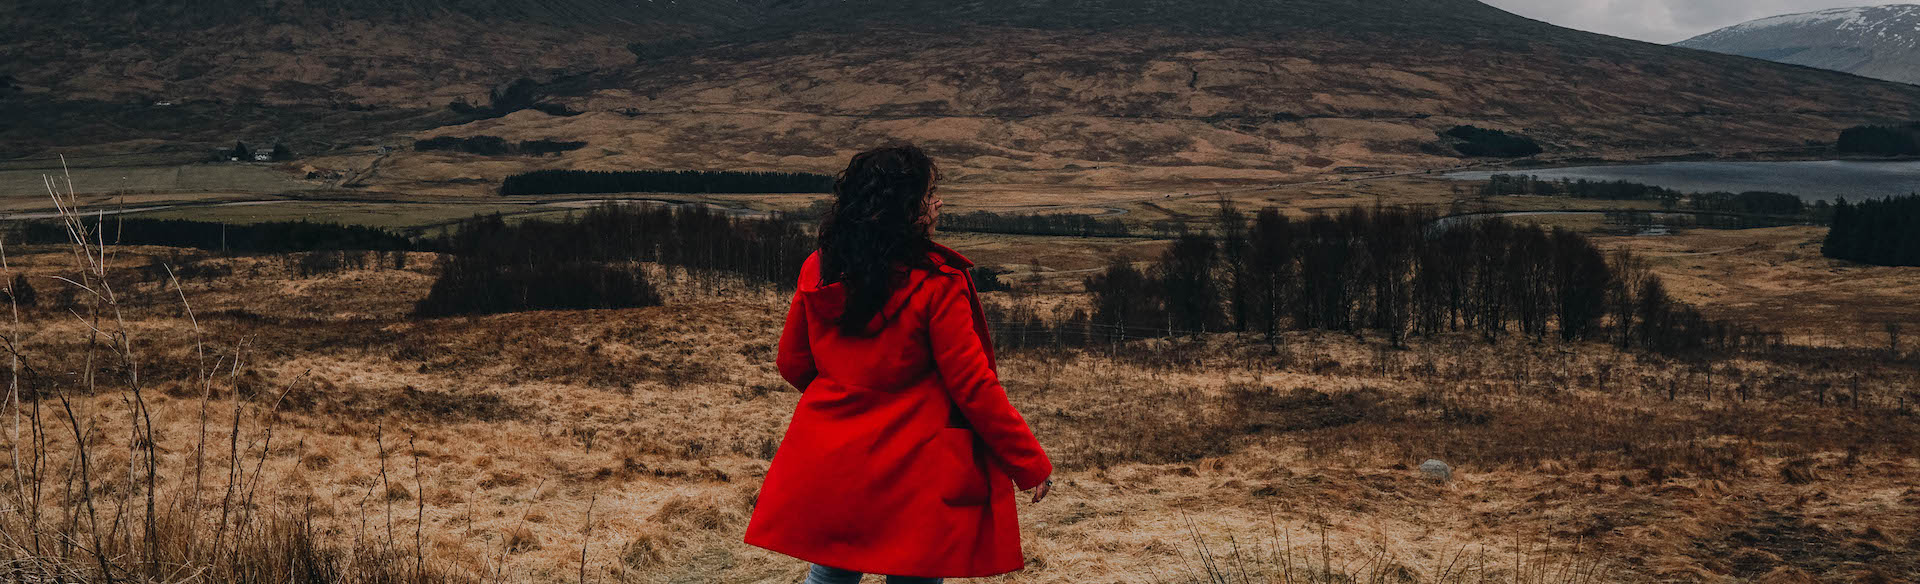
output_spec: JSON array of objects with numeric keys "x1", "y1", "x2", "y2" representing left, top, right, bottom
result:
[{"x1": 1479, "y1": 0, "x2": 1895, "y2": 43}]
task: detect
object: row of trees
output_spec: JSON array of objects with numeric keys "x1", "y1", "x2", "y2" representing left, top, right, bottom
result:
[
  {"x1": 1479, "y1": 174, "x2": 1681, "y2": 201},
  {"x1": 940, "y1": 211, "x2": 1131, "y2": 237},
  {"x1": 414, "y1": 136, "x2": 587, "y2": 156},
  {"x1": 1481, "y1": 175, "x2": 1811, "y2": 218},
  {"x1": 499, "y1": 169, "x2": 836, "y2": 196},
  {"x1": 415, "y1": 203, "x2": 810, "y2": 315},
  {"x1": 288, "y1": 249, "x2": 412, "y2": 278},
  {"x1": 1071, "y1": 204, "x2": 1766, "y2": 355},
  {"x1": 1823, "y1": 195, "x2": 1920, "y2": 267},
  {"x1": 1837, "y1": 123, "x2": 1920, "y2": 156},
  {"x1": 17, "y1": 218, "x2": 415, "y2": 254}
]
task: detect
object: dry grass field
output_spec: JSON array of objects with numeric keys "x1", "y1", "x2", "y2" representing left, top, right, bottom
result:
[
  {"x1": 1, "y1": 202, "x2": 1916, "y2": 584},
  {"x1": 0, "y1": 163, "x2": 319, "y2": 201},
  {"x1": 1599, "y1": 227, "x2": 1920, "y2": 350},
  {"x1": 0, "y1": 167, "x2": 1915, "y2": 584}
]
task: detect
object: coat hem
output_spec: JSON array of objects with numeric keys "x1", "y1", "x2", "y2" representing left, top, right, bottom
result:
[{"x1": 743, "y1": 534, "x2": 1025, "y2": 579}]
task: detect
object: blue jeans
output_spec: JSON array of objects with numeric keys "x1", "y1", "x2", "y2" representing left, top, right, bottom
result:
[{"x1": 806, "y1": 564, "x2": 943, "y2": 584}]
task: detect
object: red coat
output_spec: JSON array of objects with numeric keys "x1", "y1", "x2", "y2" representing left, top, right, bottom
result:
[{"x1": 744, "y1": 243, "x2": 1053, "y2": 578}]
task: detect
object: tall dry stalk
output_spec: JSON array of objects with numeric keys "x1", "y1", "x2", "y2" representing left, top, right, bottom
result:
[{"x1": 0, "y1": 159, "x2": 460, "y2": 584}]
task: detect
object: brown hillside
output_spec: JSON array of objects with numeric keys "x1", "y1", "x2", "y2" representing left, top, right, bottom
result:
[{"x1": 6, "y1": 0, "x2": 1920, "y2": 186}]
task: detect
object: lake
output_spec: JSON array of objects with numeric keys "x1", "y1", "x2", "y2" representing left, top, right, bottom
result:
[{"x1": 1445, "y1": 160, "x2": 1920, "y2": 202}]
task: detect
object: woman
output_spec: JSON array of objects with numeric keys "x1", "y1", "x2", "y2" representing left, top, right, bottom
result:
[{"x1": 744, "y1": 145, "x2": 1054, "y2": 583}]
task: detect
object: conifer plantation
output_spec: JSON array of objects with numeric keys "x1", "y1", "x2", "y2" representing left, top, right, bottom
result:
[
  {"x1": 1824, "y1": 195, "x2": 1920, "y2": 266},
  {"x1": 1046, "y1": 205, "x2": 1767, "y2": 355},
  {"x1": 416, "y1": 203, "x2": 809, "y2": 315}
]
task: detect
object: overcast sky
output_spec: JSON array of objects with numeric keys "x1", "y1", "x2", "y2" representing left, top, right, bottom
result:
[{"x1": 1479, "y1": 1, "x2": 1893, "y2": 44}]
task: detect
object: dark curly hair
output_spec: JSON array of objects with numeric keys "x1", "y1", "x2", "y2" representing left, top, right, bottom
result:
[{"x1": 818, "y1": 144, "x2": 941, "y2": 336}]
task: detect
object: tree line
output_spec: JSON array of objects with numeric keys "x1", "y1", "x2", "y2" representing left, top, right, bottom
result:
[
  {"x1": 1480, "y1": 174, "x2": 1682, "y2": 201},
  {"x1": 499, "y1": 169, "x2": 837, "y2": 196},
  {"x1": 415, "y1": 203, "x2": 810, "y2": 316},
  {"x1": 414, "y1": 136, "x2": 587, "y2": 156},
  {"x1": 1052, "y1": 204, "x2": 1769, "y2": 355},
  {"x1": 16, "y1": 218, "x2": 415, "y2": 254},
  {"x1": 939, "y1": 211, "x2": 1131, "y2": 237},
  {"x1": 1482, "y1": 174, "x2": 1811, "y2": 218},
  {"x1": 1823, "y1": 195, "x2": 1920, "y2": 267},
  {"x1": 1837, "y1": 123, "x2": 1920, "y2": 156}
]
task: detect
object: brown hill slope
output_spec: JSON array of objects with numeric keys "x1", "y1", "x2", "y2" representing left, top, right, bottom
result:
[{"x1": 7, "y1": 1, "x2": 1920, "y2": 186}]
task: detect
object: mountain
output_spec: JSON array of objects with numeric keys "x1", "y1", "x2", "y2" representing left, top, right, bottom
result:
[
  {"x1": 1677, "y1": 5, "x2": 1920, "y2": 85},
  {"x1": 7, "y1": 1, "x2": 1920, "y2": 187},
  {"x1": 0, "y1": 0, "x2": 1562, "y2": 107}
]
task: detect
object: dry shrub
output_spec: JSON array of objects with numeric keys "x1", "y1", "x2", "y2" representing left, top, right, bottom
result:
[
  {"x1": 505, "y1": 525, "x2": 542, "y2": 553},
  {"x1": 1754, "y1": 566, "x2": 1819, "y2": 584},
  {"x1": 621, "y1": 530, "x2": 669, "y2": 568},
  {"x1": 385, "y1": 482, "x2": 414, "y2": 501},
  {"x1": 302, "y1": 449, "x2": 335, "y2": 470},
  {"x1": 1780, "y1": 457, "x2": 1821, "y2": 485},
  {"x1": 479, "y1": 470, "x2": 527, "y2": 489},
  {"x1": 650, "y1": 493, "x2": 735, "y2": 531},
  {"x1": 426, "y1": 487, "x2": 463, "y2": 506},
  {"x1": 346, "y1": 472, "x2": 380, "y2": 488}
]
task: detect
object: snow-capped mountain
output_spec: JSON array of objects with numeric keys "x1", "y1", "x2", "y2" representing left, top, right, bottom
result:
[{"x1": 1677, "y1": 4, "x2": 1920, "y2": 85}]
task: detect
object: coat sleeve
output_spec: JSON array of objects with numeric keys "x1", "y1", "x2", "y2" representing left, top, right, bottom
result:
[
  {"x1": 775, "y1": 292, "x2": 817, "y2": 391},
  {"x1": 925, "y1": 274, "x2": 1053, "y2": 490}
]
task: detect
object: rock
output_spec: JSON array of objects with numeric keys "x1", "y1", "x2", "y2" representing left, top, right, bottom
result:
[{"x1": 1419, "y1": 459, "x2": 1452, "y2": 482}]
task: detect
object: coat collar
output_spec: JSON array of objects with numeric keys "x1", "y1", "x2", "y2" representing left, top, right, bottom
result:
[
  {"x1": 798, "y1": 243, "x2": 966, "y2": 336},
  {"x1": 928, "y1": 241, "x2": 974, "y2": 274}
]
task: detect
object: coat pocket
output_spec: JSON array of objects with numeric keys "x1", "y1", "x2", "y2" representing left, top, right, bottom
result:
[{"x1": 935, "y1": 428, "x2": 992, "y2": 506}]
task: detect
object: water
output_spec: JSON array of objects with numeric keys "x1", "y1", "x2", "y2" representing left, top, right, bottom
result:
[{"x1": 1445, "y1": 160, "x2": 1920, "y2": 202}]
